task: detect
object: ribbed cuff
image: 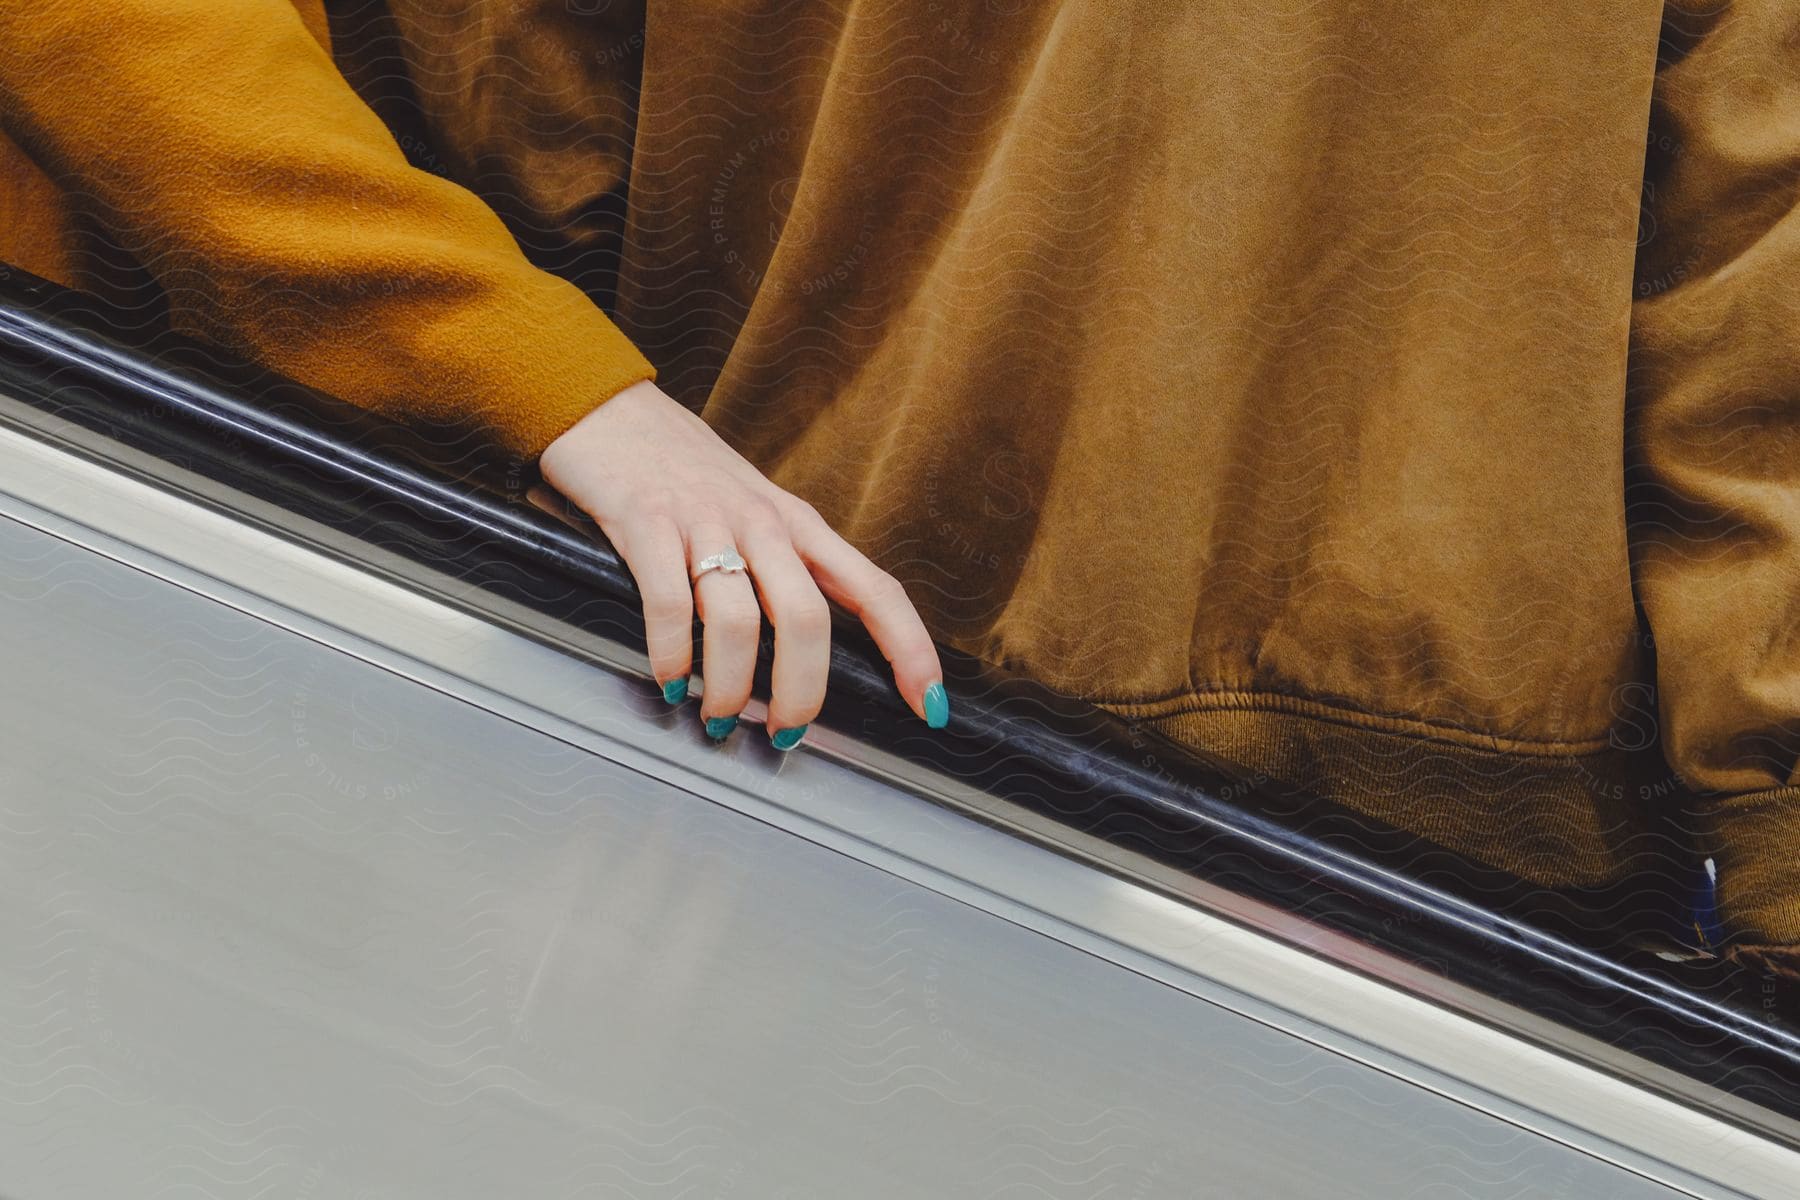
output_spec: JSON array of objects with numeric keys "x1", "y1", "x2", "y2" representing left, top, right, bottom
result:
[{"x1": 1698, "y1": 783, "x2": 1800, "y2": 962}]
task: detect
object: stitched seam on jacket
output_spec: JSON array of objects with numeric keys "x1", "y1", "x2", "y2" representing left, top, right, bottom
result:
[{"x1": 1098, "y1": 688, "x2": 1617, "y2": 758}]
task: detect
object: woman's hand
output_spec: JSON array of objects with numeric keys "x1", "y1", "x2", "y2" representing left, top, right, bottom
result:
[{"x1": 538, "y1": 380, "x2": 949, "y2": 749}]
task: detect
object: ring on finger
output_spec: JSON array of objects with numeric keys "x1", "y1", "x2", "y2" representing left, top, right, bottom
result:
[{"x1": 691, "y1": 547, "x2": 749, "y2": 583}]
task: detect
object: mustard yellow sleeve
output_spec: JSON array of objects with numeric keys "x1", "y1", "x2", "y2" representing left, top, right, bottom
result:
[
  {"x1": 0, "y1": 0, "x2": 654, "y2": 459},
  {"x1": 1631, "y1": 2, "x2": 1800, "y2": 970}
]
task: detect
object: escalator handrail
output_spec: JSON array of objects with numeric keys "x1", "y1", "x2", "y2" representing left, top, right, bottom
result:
[{"x1": 0, "y1": 265, "x2": 1796, "y2": 1129}]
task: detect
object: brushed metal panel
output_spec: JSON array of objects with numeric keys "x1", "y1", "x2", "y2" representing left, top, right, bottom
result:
[{"x1": 0, "y1": 514, "x2": 1691, "y2": 1198}]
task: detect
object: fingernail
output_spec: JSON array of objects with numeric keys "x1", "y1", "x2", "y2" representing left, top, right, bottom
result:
[
  {"x1": 705, "y1": 715, "x2": 738, "y2": 741},
  {"x1": 770, "y1": 724, "x2": 808, "y2": 751},
  {"x1": 661, "y1": 676, "x2": 689, "y2": 705},
  {"x1": 923, "y1": 681, "x2": 950, "y2": 729}
]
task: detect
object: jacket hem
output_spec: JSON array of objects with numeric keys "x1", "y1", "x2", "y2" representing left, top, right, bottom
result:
[
  {"x1": 1101, "y1": 686, "x2": 1617, "y2": 757},
  {"x1": 1110, "y1": 699, "x2": 1670, "y2": 888}
]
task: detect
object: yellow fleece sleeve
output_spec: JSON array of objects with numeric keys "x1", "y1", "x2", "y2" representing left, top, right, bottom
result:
[{"x1": 0, "y1": 0, "x2": 653, "y2": 459}]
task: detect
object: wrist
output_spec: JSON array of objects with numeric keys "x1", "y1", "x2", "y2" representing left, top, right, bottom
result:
[{"x1": 541, "y1": 378, "x2": 660, "y2": 482}]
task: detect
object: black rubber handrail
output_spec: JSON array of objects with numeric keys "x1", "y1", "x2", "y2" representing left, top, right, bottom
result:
[{"x1": 2, "y1": 265, "x2": 1797, "y2": 1132}]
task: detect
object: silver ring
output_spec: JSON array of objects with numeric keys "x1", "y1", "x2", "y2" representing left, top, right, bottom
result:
[{"x1": 691, "y1": 547, "x2": 748, "y2": 582}]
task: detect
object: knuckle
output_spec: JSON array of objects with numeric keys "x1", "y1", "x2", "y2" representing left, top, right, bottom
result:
[
  {"x1": 683, "y1": 498, "x2": 732, "y2": 530},
  {"x1": 780, "y1": 595, "x2": 832, "y2": 640},
  {"x1": 782, "y1": 496, "x2": 825, "y2": 528},
  {"x1": 632, "y1": 494, "x2": 680, "y2": 526},
  {"x1": 711, "y1": 599, "x2": 763, "y2": 641},
  {"x1": 866, "y1": 570, "x2": 909, "y2": 608},
  {"x1": 641, "y1": 593, "x2": 690, "y2": 628},
  {"x1": 738, "y1": 497, "x2": 785, "y2": 535}
]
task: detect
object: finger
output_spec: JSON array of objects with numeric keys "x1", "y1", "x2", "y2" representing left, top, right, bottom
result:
[
  {"x1": 739, "y1": 513, "x2": 831, "y2": 744},
  {"x1": 599, "y1": 511, "x2": 694, "y2": 704},
  {"x1": 687, "y1": 522, "x2": 761, "y2": 739},
  {"x1": 787, "y1": 506, "x2": 948, "y2": 728}
]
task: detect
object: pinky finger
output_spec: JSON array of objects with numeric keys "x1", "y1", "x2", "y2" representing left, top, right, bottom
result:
[{"x1": 789, "y1": 514, "x2": 947, "y2": 727}]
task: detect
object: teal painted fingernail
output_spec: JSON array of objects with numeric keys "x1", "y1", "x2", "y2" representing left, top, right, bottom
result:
[
  {"x1": 662, "y1": 677, "x2": 689, "y2": 705},
  {"x1": 923, "y1": 681, "x2": 949, "y2": 729},
  {"x1": 770, "y1": 724, "x2": 808, "y2": 751},
  {"x1": 705, "y1": 715, "x2": 738, "y2": 741}
]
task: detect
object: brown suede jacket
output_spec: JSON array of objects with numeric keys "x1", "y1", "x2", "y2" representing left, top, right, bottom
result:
[{"x1": 4, "y1": 0, "x2": 1799, "y2": 969}]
